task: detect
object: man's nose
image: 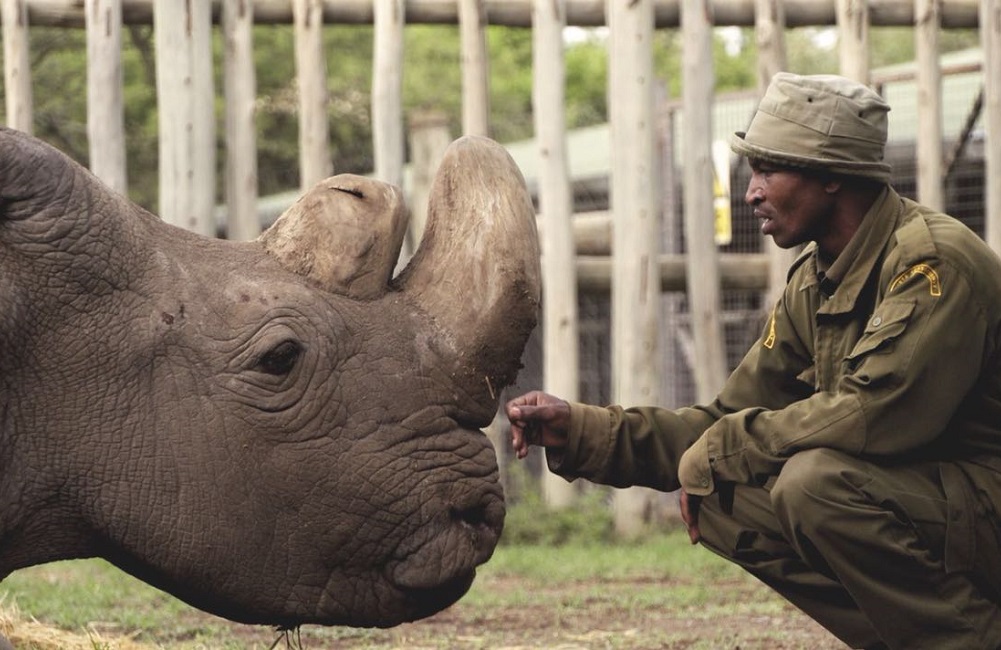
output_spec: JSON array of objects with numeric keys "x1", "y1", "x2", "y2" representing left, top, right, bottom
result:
[{"x1": 745, "y1": 176, "x2": 764, "y2": 205}]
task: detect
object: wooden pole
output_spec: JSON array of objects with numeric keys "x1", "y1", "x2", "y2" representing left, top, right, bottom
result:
[
  {"x1": 657, "y1": 86, "x2": 687, "y2": 414},
  {"x1": 459, "y1": 0, "x2": 490, "y2": 136},
  {"x1": 836, "y1": 0, "x2": 870, "y2": 83},
  {"x1": 85, "y1": 0, "x2": 127, "y2": 195},
  {"x1": 405, "y1": 111, "x2": 451, "y2": 255},
  {"x1": 533, "y1": 0, "x2": 578, "y2": 509},
  {"x1": 753, "y1": 0, "x2": 798, "y2": 308},
  {"x1": 682, "y1": 0, "x2": 728, "y2": 403},
  {"x1": 294, "y1": 0, "x2": 333, "y2": 189},
  {"x1": 373, "y1": 0, "x2": 405, "y2": 186},
  {"x1": 222, "y1": 0, "x2": 260, "y2": 240},
  {"x1": 915, "y1": 0, "x2": 943, "y2": 210},
  {"x1": 8, "y1": 0, "x2": 985, "y2": 29},
  {"x1": 983, "y1": 0, "x2": 1001, "y2": 254},
  {"x1": 607, "y1": 0, "x2": 660, "y2": 539},
  {"x1": 154, "y1": 0, "x2": 216, "y2": 236},
  {"x1": 577, "y1": 253, "x2": 771, "y2": 292},
  {"x1": 1, "y1": 0, "x2": 33, "y2": 134}
]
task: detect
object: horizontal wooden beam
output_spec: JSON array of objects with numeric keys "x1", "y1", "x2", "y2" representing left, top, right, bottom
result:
[
  {"x1": 577, "y1": 254, "x2": 770, "y2": 293},
  {"x1": 15, "y1": 0, "x2": 982, "y2": 28}
]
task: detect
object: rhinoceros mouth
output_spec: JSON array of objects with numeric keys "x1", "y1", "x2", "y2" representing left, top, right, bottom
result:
[
  {"x1": 395, "y1": 570, "x2": 478, "y2": 623},
  {"x1": 386, "y1": 475, "x2": 504, "y2": 598}
]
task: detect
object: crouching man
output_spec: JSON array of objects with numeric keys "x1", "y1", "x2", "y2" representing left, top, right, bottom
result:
[{"x1": 507, "y1": 73, "x2": 1001, "y2": 650}]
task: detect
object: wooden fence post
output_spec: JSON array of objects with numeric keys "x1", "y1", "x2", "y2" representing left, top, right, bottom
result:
[
  {"x1": 294, "y1": 0, "x2": 332, "y2": 189},
  {"x1": 533, "y1": 0, "x2": 578, "y2": 509},
  {"x1": 754, "y1": 0, "x2": 798, "y2": 308},
  {"x1": 222, "y1": 0, "x2": 260, "y2": 240},
  {"x1": 373, "y1": 0, "x2": 405, "y2": 187},
  {"x1": 1, "y1": 0, "x2": 33, "y2": 134},
  {"x1": 85, "y1": 0, "x2": 127, "y2": 195},
  {"x1": 837, "y1": 0, "x2": 870, "y2": 83},
  {"x1": 682, "y1": 0, "x2": 728, "y2": 403},
  {"x1": 406, "y1": 110, "x2": 451, "y2": 256},
  {"x1": 154, "y1": 0, "x2": 216, "y2": 236},
  {"x1": 983, "y1": 0, "x2": 1001, "y2": 254},
  {"x1": 459, "y1": 0, "x2": 490, "y2": 136},
  {"x1": 608, "y1": 0, "x2": 660, "y2": 538},
  {"x1": 915, "y1": 0, "x2": 943, "y2": 210}
]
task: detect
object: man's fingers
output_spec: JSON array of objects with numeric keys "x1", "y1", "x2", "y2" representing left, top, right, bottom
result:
[{"x1": 679, "y1": 490, "x2": 702, "y2": 545}]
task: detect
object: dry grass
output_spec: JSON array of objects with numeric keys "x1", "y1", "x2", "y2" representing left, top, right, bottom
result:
[{"x1": 0, "y1": 598, "x2": 156, "y2": 650}]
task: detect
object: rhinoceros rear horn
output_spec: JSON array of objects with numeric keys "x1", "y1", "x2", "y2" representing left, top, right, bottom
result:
[
  {"x1": 398, "y1": 136, "x2": 541, "y2": 401},
  {"x1": 258, "y1": 175, "x2": 409, "y2": 300}
]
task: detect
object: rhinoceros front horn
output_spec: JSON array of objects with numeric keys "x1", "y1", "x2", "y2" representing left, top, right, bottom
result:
[{"x1": 398, "y1": 135, "x2": 541, "y2": 405}]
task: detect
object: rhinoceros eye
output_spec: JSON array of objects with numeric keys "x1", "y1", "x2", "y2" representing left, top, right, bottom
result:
[{"x1": 256, "y1": 339, "x2": 302, "y2": 376}]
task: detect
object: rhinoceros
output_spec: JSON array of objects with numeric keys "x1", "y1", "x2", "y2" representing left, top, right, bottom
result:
[{"x1": 0, "y1": 127, "x2": 540, "y2": 630}]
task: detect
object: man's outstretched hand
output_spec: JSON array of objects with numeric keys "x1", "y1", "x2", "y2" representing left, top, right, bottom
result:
[{"x1": 505, "y1": 391, "x2": 571, "y2": 459}]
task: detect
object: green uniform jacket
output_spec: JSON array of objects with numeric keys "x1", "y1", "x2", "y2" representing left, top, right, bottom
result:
[{"x1": 549, "y1": 187, "x2": 1001, "y2": 502}]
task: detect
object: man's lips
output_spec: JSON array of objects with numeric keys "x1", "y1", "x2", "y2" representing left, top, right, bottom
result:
[{"x1": 754, "y1": 209, "x2": 775, "y2": 234}]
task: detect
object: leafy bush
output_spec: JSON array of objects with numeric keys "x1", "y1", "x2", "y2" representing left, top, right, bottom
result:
[{"x1": 500, "y1": 487, "x2": 616, "y2": 546}]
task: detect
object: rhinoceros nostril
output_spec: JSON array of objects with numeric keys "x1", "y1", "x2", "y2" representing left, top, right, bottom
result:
[{"x1": 450, "y1": 504, "x2": 489, "y2": 531}]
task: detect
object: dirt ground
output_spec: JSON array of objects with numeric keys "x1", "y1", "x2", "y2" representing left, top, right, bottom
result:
[
  {"x1": 144, "y1": 573, "x2": 851, "y2": 650},
  {"x1": 5, "y1": 551, "x2": 852, "y2": 650}
]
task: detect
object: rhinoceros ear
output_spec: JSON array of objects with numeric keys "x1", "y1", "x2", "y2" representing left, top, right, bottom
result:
[
  {"x1": 0, "y1": 127, "x2": 142, "y2": 256},
  {"x1": 0, "y1": 127, "x2": 81, "y2": 231},
  {"x1": 258, "y1": 175, "x2": 409, "y2": 300},
  {"x1": 397, "y1": 136, "x2": 542, "y2": 405}
]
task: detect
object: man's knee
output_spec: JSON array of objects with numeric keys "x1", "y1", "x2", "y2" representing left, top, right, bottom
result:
[{"x1": 771, "y1": 448, "x2": 864, "y2": 535}]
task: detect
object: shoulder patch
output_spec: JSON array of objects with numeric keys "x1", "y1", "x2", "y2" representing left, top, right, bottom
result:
[{"x1": 889, "y1": 263, "x2": 941, "y2": 296}]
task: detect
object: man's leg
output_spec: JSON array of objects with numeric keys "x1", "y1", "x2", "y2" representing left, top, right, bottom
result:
[
  {"x1": 698, "y1": 479, "x2": 883, "y2": 648},
  {"x1": 768, "y1": 448, "x2": 1001, "y2": 650}
]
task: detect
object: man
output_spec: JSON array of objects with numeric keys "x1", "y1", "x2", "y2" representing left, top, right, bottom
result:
[{"x1": 506, "y1": 72, "x2": 1001, "y2": 650}]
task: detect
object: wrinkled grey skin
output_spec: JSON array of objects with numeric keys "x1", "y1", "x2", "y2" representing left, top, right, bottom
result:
[{"x1": 0, "y1": 127, "x2": 540, "y2": 628}]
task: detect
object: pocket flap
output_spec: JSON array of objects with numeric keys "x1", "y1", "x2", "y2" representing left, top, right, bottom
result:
[{"x1": 847, "y1": 300, "x2": 916, "y2": 360}]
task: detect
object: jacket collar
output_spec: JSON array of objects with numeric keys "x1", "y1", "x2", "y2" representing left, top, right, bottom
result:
[{"x1": 797, "y1": 186, "x2": 902, "y2": 315}]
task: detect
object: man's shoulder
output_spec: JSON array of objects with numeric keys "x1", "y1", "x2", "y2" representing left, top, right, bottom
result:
[
  {"x1": 895, "y1": 198, "x2": 990, "y2": 259},
  {"x1": 892, "y1": 197, "x2": 1001, "y2": 296}
]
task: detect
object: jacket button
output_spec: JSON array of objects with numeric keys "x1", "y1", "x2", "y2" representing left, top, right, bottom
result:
[{"x1": 871, "y1": 316, "x2": 882, "y2": 327}]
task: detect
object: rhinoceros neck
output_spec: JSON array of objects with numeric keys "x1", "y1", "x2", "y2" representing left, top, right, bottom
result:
[{"x1": 0, "y1": 433, "x2": 97, "y2": 578}]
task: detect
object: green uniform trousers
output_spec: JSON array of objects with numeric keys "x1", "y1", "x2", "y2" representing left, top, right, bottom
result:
[{"x1": 697, "y1": 448, "x2": 1001, "y2": 650}]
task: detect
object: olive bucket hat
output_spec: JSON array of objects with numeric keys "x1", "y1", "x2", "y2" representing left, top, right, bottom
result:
[{"x1": 730, "y1": 72, "x2": 892, "y2": 182}]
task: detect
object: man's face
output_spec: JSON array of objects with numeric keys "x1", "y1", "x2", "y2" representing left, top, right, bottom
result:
[{"x1": 744, "y1": 161, "x2": 836, "y2": 250}]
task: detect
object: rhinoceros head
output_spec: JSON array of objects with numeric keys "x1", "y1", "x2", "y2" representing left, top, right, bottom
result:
[{"x1": 0, "y1": 127, "x2": 540, "y2": 628}]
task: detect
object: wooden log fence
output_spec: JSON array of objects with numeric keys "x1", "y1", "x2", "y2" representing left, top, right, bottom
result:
[
  {"x1": 681, "y1": 0, "x2": 728, "y2": 403},
  {"x1": 607, "y1": 0, "x2": 662, "y2": 539},
  {"x1": 532, "y1": 0, "x2": 577, "y2": 509},
  {"x1": 222, "y1": 0, "x2": 260, "y2": 241},
  {"x1": 3, "y1": 0, "x2": 985, "y2": 28},
  {"x1": 3, "y1": 0, "x2": 1000, "y2": 523}
]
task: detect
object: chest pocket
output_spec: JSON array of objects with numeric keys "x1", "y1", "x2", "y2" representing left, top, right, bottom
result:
[{"x1": 845, "y1": 300, "x2": 916, "y2": 367}]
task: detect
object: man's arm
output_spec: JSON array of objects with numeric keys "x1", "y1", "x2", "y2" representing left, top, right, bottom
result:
[{"x1": 680, "y1": 256, "x2": 988, "y2": 496}]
